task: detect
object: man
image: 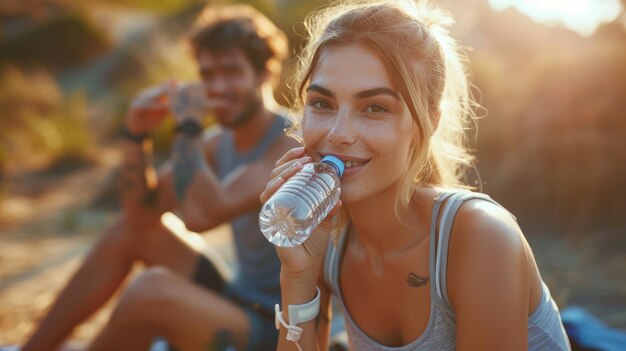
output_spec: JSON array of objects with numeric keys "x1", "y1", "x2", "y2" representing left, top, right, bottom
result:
[{"x1": 21, "y1": 5, "x2": 296, "y2": 350}]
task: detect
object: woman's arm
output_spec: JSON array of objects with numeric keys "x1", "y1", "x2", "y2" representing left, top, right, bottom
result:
[
  {"x1": 315, "y1": 282, "x2": 333, "y2": 351},
  {"x1": 259, "y1": 147, "x2": 340, "y2": 350},
  {"x1": 447, "y1": 200, "x2": 531, "y2": 351},
  {"x1": 276, "y1": 274, "x2": 332, "y2": 351}
]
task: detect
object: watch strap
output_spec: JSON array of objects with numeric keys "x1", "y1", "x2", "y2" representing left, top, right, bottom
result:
[
  {"x1": 174, "y1": 119, "x2": 203, "y2": 137},
  {"x1": 121, "y1": 126, "x2": 148, "y2": 143}
]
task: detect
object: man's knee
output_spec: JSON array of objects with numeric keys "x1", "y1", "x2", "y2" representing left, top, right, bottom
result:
[
  {"x1": 110, "y1": 267, "x2": 179, "y2": 325},
  {"x1": 96, "y1": 216, "x2": 136, "y2": 260},
  {"x1": 101, "y1": 215, "x2": 163, "y2": 260},
  {"x1": 115, "y1": 213, "x2": 180, "y2": 262}
]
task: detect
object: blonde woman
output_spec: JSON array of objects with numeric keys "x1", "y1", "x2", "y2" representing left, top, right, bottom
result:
[{"x1": 260, "y1": 1, "x2": 571, "y2": 350}]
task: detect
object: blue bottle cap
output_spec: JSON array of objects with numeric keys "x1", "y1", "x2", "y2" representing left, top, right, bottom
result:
[{"x1": 321, "y1": 155, "x2": 344, "y2": 177}]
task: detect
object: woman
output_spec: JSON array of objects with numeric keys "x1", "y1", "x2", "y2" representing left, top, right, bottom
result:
[{"x1": 260, "y1": 0, "x2": 571, "y2": 350}]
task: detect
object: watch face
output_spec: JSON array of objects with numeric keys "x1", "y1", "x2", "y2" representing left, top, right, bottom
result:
[{"x1": 177, "y1": 120, "x2": 203, "y2": 137}]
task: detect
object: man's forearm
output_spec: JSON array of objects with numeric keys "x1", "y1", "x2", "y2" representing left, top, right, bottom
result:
[
  {"x1": 172, "y1": 133, "x2": 225, "y2": 230},
  {"x1": 172, "y1": 136, "x2": 207, "y2": 201},
  {"x1": 119, "y1": 139, "x2": 158, "y2": 211}
]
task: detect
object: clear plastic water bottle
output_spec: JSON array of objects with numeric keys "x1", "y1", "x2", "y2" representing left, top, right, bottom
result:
[
  {"x1": 169, "y1": 81, "x2": 211, "y2": 121},
  {"x1": 259, "y1": 155, "x2": 344, "y2": 247}
]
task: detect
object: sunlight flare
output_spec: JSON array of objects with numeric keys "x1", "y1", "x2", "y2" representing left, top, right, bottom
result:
[{"x1": 489, "y1": 0, "x2": 623, "y2": 36}]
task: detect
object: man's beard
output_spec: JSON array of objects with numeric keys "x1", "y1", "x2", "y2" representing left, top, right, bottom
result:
[{"x1": 222, "y1": 90, "x2": 262, "y2": 129}]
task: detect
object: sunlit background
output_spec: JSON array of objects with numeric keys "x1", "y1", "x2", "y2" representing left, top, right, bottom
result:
[
  {"x1": 490, "y1": 0, "x2": 623, "y2": 36},
  {"x1": 1, "y1": 0, "x2": 625, "y2": 345}
]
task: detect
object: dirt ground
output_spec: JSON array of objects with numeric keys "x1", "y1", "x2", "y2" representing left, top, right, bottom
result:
[{"x1": 1, "y1": 148, "x2": 625, "y2": 345}]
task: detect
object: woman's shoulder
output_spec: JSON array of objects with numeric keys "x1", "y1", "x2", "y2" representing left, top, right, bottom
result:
[
  {"x1": 445, "y1": 190, "x2": 530, "y2": 303},
  {"x1": 449, "y1": 190, "x2": 524, "y2": 255},
  {"x1": 443, "y1": 191, "x2": 537, "y2": 343},
  {"x1": 416, "y1": 187, "x2": 524, "y2": 250}
]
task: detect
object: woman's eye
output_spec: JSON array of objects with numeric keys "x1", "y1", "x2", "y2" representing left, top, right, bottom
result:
[
  {"x1": 364, "y1": 104, "x2": 387, "y2": 114},
  {"x1": 311, "y1": 100, "x2": 331, "y2": 110}
]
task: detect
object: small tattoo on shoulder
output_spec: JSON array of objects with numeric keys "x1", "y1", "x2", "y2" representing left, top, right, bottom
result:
[{"x1": 406, "y1": 272, "x2": 429, "y2": 288}]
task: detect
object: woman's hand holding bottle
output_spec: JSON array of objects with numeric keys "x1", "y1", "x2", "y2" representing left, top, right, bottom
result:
[{"x1": 260, "y1": 147, "x2": 343, "y2": 285}]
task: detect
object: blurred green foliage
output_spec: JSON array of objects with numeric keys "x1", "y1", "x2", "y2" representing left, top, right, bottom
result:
[
  {"x1": 0, "y1": 66, "x2": 94, "y2": 173},
  {"x1": 0, "y1": 12, "x2": 111, "y2": 72},
  {"x1": 104, "y1": 0, "x2": 206, "y2": 13}
]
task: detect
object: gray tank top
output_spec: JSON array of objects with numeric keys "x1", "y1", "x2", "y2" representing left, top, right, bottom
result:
[
  {"x1": 323, "y1": 190, "x2": 571, "y2": 350},
  {"x1": 214, "y1": 115, "x2": 288, "y2": 312}
]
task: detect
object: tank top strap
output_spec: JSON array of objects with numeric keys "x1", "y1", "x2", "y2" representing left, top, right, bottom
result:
[
  {"x1": 244, "y1": 114, "x2": 288, "y2": 162},
  {"x1": 432, "y1": 190, "x2": 516, "y2": 308},
  {"x1": 215, "y1": 114, "x2": 288, "y2": 178},
  {"x1": 429, "y1": 191, "x2": 459, "y2": 302},
  {"x1": 215, "y1": 130, "x2": 234, "y2": 179}
]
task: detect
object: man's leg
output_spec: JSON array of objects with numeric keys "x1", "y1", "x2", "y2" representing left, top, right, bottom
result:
[
  {"x1": 87, "y1": 267, "x2": 250, "y2": 351},
  {"x1": 22, "y1": 213, "x2": 206, "y2": 351}
]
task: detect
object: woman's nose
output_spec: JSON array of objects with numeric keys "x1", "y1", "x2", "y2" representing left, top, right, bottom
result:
[{"x1": 327, "y1": 108, "x2": 356, "y2": 146}]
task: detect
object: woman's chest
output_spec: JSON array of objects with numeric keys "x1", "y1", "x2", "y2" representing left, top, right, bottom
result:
[{"x1": 338, "y1": 246, "x2": 433, "y2": 347}]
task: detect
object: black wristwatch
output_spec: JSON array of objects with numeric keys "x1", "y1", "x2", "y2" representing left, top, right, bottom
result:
[
  {"x1": 175, "y1": 119, "x2": 203, "y2": 137},
  {"x1": 121, "y1": 126, "x2": 148, "y2": 143}
]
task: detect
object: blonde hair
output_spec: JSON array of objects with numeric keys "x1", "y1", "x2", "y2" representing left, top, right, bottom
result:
[{"x1": 289, "y1": 0, "x2": 477, "y2": 209}]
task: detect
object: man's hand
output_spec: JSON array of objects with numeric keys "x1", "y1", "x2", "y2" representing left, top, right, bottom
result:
[{"x1": 126, "y1": 81, "x2": 177, "y2": 135}]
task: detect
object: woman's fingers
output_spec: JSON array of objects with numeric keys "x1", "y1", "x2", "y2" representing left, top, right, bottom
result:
[
  {"x1": 261, "y1": 147, "x2": 312, "y2": 204},
  {"x1": 270, "y1": 155, "x2": 311, "y2": 178},
  {"x1": 260, "y1": 156, "x2": 312, "y2": 203},
  {"x1": 273, "y1": 147, "x2": 306, "y2": 168}
]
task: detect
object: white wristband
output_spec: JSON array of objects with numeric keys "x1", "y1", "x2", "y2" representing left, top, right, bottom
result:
[
  {"x1": 288, "y1": 287, "x2": 321, "y2": 325},
  {"x1": 274, "y1": 287, "x2": 321, "y2": 350}
]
